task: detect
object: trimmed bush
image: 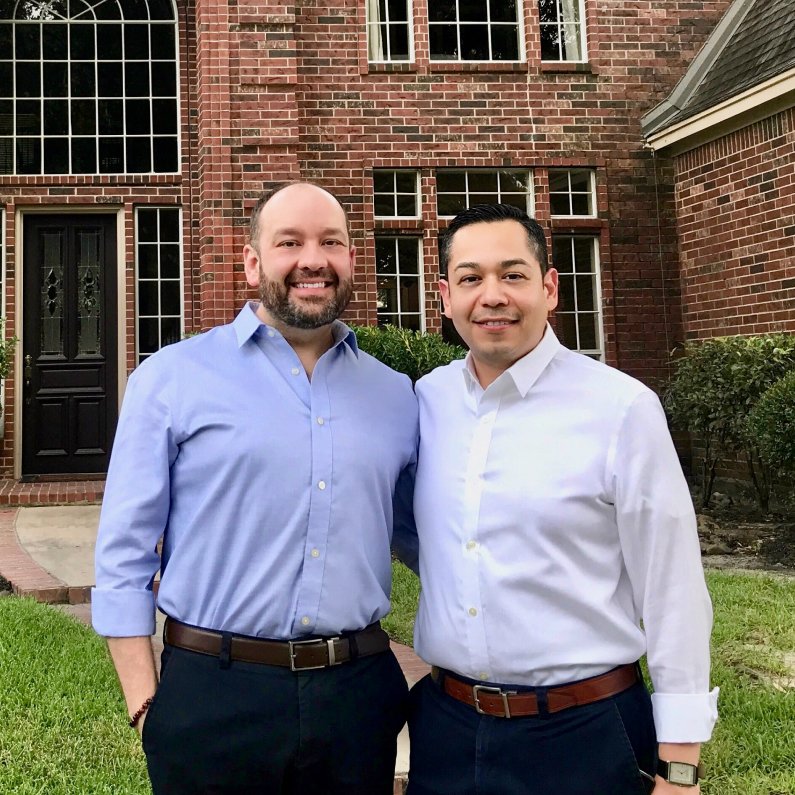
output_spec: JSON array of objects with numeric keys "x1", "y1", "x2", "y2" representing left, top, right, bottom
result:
[
  {"x1": 351, "y1": 324, "x2": 465, "y2": 382},
  {"x1": 664, "y1": 334, "x2": 795, "y2": 510},
  {"x1": 748, "y1": 370, "x2": 795, "y2": 491}
]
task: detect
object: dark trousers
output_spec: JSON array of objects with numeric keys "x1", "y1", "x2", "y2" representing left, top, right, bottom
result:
[
  {"x1": 142, "y1": 643, "x2": 408, "y2": 795},
  {"x1": 407, "y1": 671, "x2": 657, "y2": 795}
]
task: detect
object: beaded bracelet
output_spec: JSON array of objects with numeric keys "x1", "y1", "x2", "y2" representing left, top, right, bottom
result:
[{"x1": 129, "y1": 696, "x2": 154, "y2": 729}]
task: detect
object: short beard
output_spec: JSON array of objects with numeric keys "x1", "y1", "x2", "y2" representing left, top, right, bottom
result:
[{"x1": 259, "y1": 267, "x2": 353, "y2": 330}]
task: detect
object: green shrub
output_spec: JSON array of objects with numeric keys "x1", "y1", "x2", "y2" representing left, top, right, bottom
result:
[
  {"x1": 351, "y1": 324, "x2": 465, "y2": 382},
  {"x1": 664, "y1": 334, "x2": 795, "y2": 510},
  {"x1": 748, "y1": 370, "x2": 795, "y2": 491},
  {"x1": 0, "y1": 318, "x2": 18, "y2": 381}
]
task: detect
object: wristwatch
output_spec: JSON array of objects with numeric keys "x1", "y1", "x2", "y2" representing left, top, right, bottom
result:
[{"x1": 657, "y1": 759, "x2": 705, "y2": 787}]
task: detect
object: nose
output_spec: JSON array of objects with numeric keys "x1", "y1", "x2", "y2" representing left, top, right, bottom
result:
[
  {"x1": 478, "y1": 275, "x2": 508, "y2": 307},
  {"x1": 297, "y1": 241, "x2": 328, "y2": 270}
]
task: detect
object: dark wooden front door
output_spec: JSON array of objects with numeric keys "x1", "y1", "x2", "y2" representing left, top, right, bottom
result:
[{"x1": 22, "y1": 215, "x2": 118, "y2": 477}]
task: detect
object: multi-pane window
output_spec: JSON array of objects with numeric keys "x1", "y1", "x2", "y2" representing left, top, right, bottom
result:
[
  {"x1": 538, "y1": 0, "x2": 586, "y2": 62},
  {"x1": 375, "y1": 237, "x2": 423, "y2": 330},
  {"x1": 436, "y1": 169, "x2": 532, "y2": 217},
  {"x1": 136, "y1": 207, "x2": 182, "y2": 364},
  {"x1": 0, "y1": 0, "x2": 179, "y2": 176},
  {"x1": 429, "y1": 0, "x2": 520, "y2": 61},
  {"x1": 367, "y1": 0, "x2": 411, "y2": 62},
  {"x1": 553, "y1": 236, "x2": 602, "y2": 358},
  {"x1": 374, "y1": 170, "x2": 419, "y2": 218},
  {"x1": 549, "y1": 169, "x2": 595, "y2": 216}
]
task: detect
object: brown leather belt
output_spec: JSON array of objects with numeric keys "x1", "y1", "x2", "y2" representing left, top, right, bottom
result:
[
  {"x1": 432, "y1": 663, "x2": 639, "y2": 718},
  {"x1": 164, "y1": 618, "x2": 390, "y2": 671}
]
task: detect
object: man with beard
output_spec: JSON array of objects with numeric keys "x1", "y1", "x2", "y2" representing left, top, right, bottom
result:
[{"x1": 93, "y1": 182, "x2": 419, "y2": 795}]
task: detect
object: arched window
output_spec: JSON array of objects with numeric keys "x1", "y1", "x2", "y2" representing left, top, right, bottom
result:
[{"x1": 0, "y1": 0, "x2": 179, "y2": 175}]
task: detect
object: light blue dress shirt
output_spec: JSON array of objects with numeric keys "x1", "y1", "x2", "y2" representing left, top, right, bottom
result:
[{"x1": 92, "y1": 302, "x2": 419, "y2": 639}]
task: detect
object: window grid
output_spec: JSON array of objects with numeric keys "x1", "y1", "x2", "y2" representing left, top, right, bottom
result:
[
  {"x1": 436, "y1": 169, "x2": 533, "y2": 218},
  {"x1": 428, "y1": 0, "x2": 521, "y2": 62},
  {"x1": 367, "y1": 0, "x2": 413, "y2": 62},
  {"x1": 0, "y1": 0, "x2": 179, "y2": 176},
  {"x1": 538, "y1": 0, "x2": 586, "y2": 62},
  {"x1": 552, "y1": 235, "x2": 603, "y2": 360},
  {"x1": 375, "y1": 236, "x2": 424, "y2": 331},
  {"x1": 135, "y1": 206, "x2": 183, "y2": 364},
  {"x1": 373, "y1": 169, "x2": 420, "y2": 218},
  {"x1": 549, "y1": 168, "x2": 596, "y2": 217}
]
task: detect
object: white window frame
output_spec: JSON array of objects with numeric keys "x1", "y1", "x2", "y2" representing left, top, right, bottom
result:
[
  {"x1": 549, "y1": 168, "x2": 596, "y2": 218},
  {"x1": 375, "y1": 236, "x2": 425, "y2": 332},
  {"x1": 538, "y1": 0, "x2": 587, "y2": 63},
  {"x1": 0, "y1": 0, "x2": 181, "y2": 176},
  {"x1": 552, "y1": 235, "x2": 603, "y2": 359},
  {"x1": 428, "y1": 0, "x2": 524, "y2": 63},
  {"x1": 436, "y1": 169, "x2": 534, "y2": 218},
  {"x1": 373, "y1": 169, "x2": 421, "y2": 220},
  {"x1": 134, "y1": 205, "x2": 183, "y2": 364},
  {"x1": 366, "y1": 0, "x2": 414, "y2": 63}
]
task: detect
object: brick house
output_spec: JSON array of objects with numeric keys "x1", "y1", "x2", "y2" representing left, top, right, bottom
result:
[
  {"x1": 642, "y1": 0, "x2": 795, "y2": 342},
  {"x1": 0, "y1": 0, "x2": 737, "y2": 483}
]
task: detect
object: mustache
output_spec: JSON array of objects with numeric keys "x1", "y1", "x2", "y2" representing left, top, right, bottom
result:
[{"x1": 287, "y1": 269, "x2": 338, "y2": 285}]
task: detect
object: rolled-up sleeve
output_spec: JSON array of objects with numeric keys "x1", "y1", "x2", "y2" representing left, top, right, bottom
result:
[
  {"x1": 92, "y1": 360, "x2": 178, "y2": 637},
  {"x1": 613, "y1": 390, "x2": 719, "y2": 742}
]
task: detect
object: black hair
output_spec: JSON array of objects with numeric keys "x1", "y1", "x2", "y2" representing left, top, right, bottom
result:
[{"x1": 439, "y1": 203, "x2": 548, "y2": 276}]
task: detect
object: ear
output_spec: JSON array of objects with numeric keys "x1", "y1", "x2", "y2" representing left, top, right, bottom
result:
[
  {"x1": 543, "y1": 268, "x2": 559, "y2": 313},
  {"x1": 439, "y1": 278, "x2": 453, "y2": 319},
  {"x1": 243, "y1": 243, "x2": 260, "y2": 289},
  {"x1": 348, "y1": 244, "x2": 356, "y2": 279}
]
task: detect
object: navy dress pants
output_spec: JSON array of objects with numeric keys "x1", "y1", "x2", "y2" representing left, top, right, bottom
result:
[
  {"x1": 407, "y1": 671, "x2": 658, "y2": 795},
  {"x1": 142, "y1": 643, "x2": 408, "y2": 795}
]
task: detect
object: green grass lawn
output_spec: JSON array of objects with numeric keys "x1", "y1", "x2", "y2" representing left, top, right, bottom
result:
[{"x1": 0, "y1": 568, "x2": 793, "y2": 793}]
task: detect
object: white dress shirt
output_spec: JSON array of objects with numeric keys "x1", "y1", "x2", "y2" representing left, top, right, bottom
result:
[{"x1": 413, "y1": 325, "x2": 718, "y2": 743}]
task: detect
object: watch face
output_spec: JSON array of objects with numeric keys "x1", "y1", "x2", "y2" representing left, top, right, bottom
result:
[{"x1": 669, "y1": 762, "x2": 697, "y2": 785}]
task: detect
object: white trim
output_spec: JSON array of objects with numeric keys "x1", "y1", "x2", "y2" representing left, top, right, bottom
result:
[
  {"x1": 14, "y1": 204, "x2": 125, "y2": 479},
  {"x1": 428, "y1": 0, "x2": 523, "y2": 63},
  {"x1": 374, "y1": 235, "x2": 425, "y2": 332},
  {"x1": 373, "y1": 169, "x2": 421, "y2": 220},
  {"x1": 436, "y1": 168, "x2": 534, "y2": 218},
  {"x1": 366, "y1": 0, "x2": 414, "y2": 64},
  {"x1": 645, "y1": 67, "x2": 795, "y2": 153},
  {"x1": 539, "y1": 0, "x2": 588, "y2": 63},
  {"x1": 549, "y1": 168, "x2": 596, "y2": 218},
  {"x1": 134, "y1": 205, "x2": 184, "y2": 364}
]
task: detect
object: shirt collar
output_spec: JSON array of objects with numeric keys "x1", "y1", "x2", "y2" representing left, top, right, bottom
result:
[
  {"x1": 462, "y1": 322, "x2": 562, "y2": 398},
  {"x1": 233, "y1": 301, "x2": 359, "y2": 356}
]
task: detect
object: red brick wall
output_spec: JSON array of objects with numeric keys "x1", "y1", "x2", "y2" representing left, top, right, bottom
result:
[
  {"x1": 0, "y1": 0, "x2": 736, "y2": 477},
  {"x1": 218, "y1": 0, "x2": 733, "y2": 386},
  {"x1": 674, "y1": 108, "x2": 795, "y2": 339}
]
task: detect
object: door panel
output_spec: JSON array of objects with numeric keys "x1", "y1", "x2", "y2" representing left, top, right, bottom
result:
[{"x1": 22, "y1": 215, "x2": 118, "y2": 476}]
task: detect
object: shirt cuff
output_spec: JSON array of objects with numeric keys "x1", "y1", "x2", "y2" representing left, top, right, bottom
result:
[
  {"x1": 91, "y1": 587, "x2": 157, "y2": 637},
  {"x1": 651, "y1": 688, "x2": 720, "y2": 742}
]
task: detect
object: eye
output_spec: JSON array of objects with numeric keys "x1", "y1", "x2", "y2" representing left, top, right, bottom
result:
[
  {"x1": 503, "y1": 272, "x2": 527, "y2": 281},
  {"x1": 277, "y1": 240, "x2": 299, "y2": 248},
  {"x1": 458, "y1": 275, "x2": 480, "y2": 285},
  {"x1": 323, "y1": 239, "x2": 344, "y2": 247}
]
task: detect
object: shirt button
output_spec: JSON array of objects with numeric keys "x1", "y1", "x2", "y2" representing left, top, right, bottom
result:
[
  {"x1": 311, "y1": 548, "x2": 320, "y2": 558},
  {"x1": 301, "y1": 616, "x2": 310, "y2": 626},
  {"x1": 468, "y1": 607, "x2": 478, "y2": 617},
  {"x1": 479, "y1": 672, "x2": 489, "y2": 680},
  {"x1": 466, "y1": 540, "x2": 477, "y2": 550},
  {"x1": 318, "y1": 480, "x2": 326, "y2": 490},
  {"x1": 316, "y1": 417, "x2": 325, "y2": 425},
  {"x1": 267, "y1": 329, "x2": 275, "y2": 337},
  {"x1": 291, "y1": 367, "x2": 300, "y2": 376}
]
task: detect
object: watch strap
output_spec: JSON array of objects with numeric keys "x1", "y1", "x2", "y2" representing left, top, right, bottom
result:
[{"x1": 657, "y1": 759, "x2": 705, "y2": 786}]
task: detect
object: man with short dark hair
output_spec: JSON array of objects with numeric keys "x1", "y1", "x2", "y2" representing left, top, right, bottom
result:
[
  {"x1": 94, "y1": 182, "x2": 418, "y2": 795},
  {"x1": 408, "y1": 203, "x2": 718, "y2": 795}
]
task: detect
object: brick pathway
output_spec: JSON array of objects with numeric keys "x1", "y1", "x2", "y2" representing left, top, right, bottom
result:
[{"x1": 0, "y1": 478, "x2": 105, "y2": 507}]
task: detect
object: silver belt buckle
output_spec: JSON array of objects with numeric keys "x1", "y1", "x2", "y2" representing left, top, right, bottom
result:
[
  {"x1": 288, "y1": 637, "x2": 341, "y2": 671},
  {"x1": 472, "y1": 684, "x2": 512, "y2": 718}
]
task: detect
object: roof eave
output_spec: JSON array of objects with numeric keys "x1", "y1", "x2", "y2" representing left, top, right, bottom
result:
[{"x1": 643, "y1": 68, "x2": 795, "y2": 155}]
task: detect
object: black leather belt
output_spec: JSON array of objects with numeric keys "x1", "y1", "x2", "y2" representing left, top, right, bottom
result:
[{"x1": 164, "y1": 617, "x2": 390, "y2": 671}]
